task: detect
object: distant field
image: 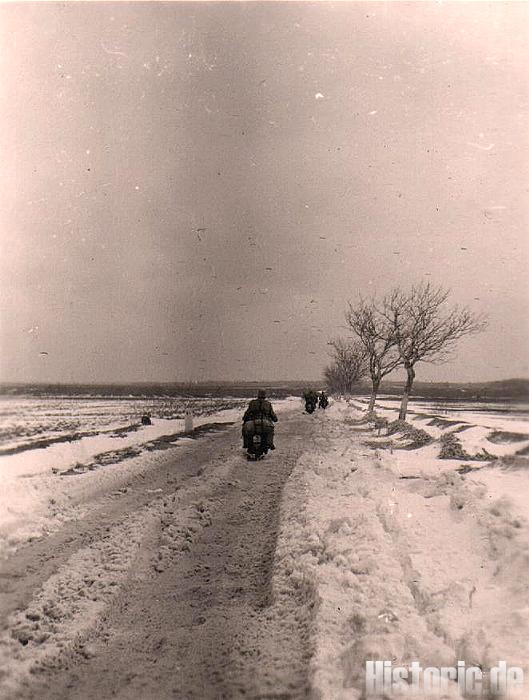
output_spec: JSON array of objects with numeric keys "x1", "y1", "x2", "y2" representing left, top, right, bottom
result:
[
  {"x1": 1, "y1": 378, "x2": 528, "y2": 401},
  {"x1": 371, "y1": 395, "x2": 529, "y2": 417},
  {"x1": 375, "y1": 378, "x2": 529, "y2": 402},
  {"x1": 0, "y1": 382, "x2": 313, "y2": 399},
  {"x1": 0, "y1": 395, "x2": 246, "y2": 453}
]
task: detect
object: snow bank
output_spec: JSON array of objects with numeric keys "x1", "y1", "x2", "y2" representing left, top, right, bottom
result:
[
  {"x1": 275, "y1": 401, "x2": 529, "y2": 699},
  {"x1": 353, "y1": 394, "x2": 529, "y2": 464},
  {"x1": 0, "y1": 413, "x2": 234, "y2": 482}
]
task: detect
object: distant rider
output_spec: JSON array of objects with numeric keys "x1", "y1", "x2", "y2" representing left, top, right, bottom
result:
[
  {"x1": 318, "y1": 391, "x2": 329, "y2": 409},
  {"x1": 303, "y1": 389, "x2": 319, "y2": 413},
  {"x1": 242, "y1": 389, "x2": 278, "y2": 450}
]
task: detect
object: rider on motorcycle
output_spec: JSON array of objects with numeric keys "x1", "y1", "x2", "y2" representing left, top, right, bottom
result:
[
  {"x1": 303, "y1": 388, "x2": 319, "y2": 413},
  {"x1": 319, "y1": 391, "x2": 329, "y2": 409},
  {"x1": 242, "y1": 389, "x2": 278, "y2": 450}
]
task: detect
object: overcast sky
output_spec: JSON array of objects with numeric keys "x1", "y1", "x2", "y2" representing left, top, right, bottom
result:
[{"x1": 1, "y1": 1, "x2": 528, "y2": 384}]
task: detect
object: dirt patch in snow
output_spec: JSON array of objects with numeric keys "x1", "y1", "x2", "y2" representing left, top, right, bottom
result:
[
  {"x1": 439, "y1": 432, "x2": 495, "y2": 461},
  {"x1": 387, "y1": 420, "x2": 433, "y2": 448},
  {"x1": 60, "y1": 422, "x2": 236, "y2": 476},
  {"x1": 492, "y1": 454, "x2": 529, "y2": 470},
  {"x1": 426, "y1": 416, "x2": 465, "y2": 428},
  {"x1": 487, "y1": 430, "x2": 529, "y2": 444}
]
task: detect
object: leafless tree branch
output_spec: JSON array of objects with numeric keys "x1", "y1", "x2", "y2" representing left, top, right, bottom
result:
[
  {"x1": 324, "y1": 337, "x2": 368, "y2": 394},
  {"x1": 381, "y1": 282, "x2": 487, "y2": 418},
  {"x1": 345, "y1": 297, "x2": 403, "y2": 410}
]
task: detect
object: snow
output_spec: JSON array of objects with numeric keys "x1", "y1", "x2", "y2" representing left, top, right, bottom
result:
[
  {"x1": 0, "y1": 451, "x2": 236, "y2": 695},
  {"x1": 0, "y1": 413, "x2": 236, "y2": 481},
  {"x1": 0, "y1": 395, "x2": 248, "y2": 452},
  {"x1": 0, "y1": 505, "x2": 160, "y2": 693},
  {"x1": 1, "y1": 393, "x2": 528, "y2": 696},
  {"x1": 469, "y1": 466, "x2": 529, "y2": 527},
  {"x1": 457, "y1": 425, "x2": 529, "y2": 457},
  {"x1": 275, "y1": 399, "x2": 529, "y2": 699},
  {"x1": 0, "y1": 399, "x2": 298, "y2": 557},
  {"x1": 349, "y1": 396, "x2": 529, "y2": 460}
]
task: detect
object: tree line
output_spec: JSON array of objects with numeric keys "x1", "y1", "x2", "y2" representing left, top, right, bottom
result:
[{"x1": 324, "y1": 283, "x2": 486, "y2": 420}]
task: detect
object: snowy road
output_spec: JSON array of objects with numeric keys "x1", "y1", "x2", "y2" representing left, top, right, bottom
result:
[
  {"x1": 1, "y1": 399, "x2": 527, "y2": 699},
  {"x1": 0, "y1": 409, "x2": 312, "y2": 699}
]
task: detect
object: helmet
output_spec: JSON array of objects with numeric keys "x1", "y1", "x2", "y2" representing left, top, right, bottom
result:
[{"x1": 257, "y1": 389, "x2": 266, "y2": 399}]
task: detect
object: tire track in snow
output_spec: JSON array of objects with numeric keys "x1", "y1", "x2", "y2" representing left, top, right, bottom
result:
[{"x1": 3, "y1": 412, "x2": 314, "y2": 699}]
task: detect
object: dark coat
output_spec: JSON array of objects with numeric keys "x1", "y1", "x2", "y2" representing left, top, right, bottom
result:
[{"x1": 243, "y1": 398, "x2": 278, "y2": 423}]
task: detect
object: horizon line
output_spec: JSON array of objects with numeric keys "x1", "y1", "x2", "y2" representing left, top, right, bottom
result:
[{"x1": 1, "y1": 377, "x2": 528, "y2": 387}]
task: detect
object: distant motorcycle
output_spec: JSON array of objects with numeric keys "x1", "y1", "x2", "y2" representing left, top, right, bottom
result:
[
  {"x1": 305, "y1": 397, "x2": 318, "y2": 414},
  {"x1": 303, "y1": 389, "x2": 319, "y2": 414}
]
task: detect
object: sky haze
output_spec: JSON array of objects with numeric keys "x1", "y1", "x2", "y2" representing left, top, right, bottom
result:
[{"x1": 1, "y1": 1, "x2": 528, "y2": 384}]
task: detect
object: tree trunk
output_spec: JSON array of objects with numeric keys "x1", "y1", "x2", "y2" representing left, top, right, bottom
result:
[
  {"x1": 368, "y1": 377, "x2": 380, "y2": 413},
  {"x1": 399, "y1": 365, "x2": 416, "y2": 420}
]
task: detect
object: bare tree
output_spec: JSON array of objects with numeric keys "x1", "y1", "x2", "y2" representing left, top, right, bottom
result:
[
  {"x1": 381, "y1": 283, "x2": 487, "y2": 420},
  {"x1": 324, "y1": 338, "x2": 367, "y2": 394},
  {"x1": 345, "y1": 299, "x2": 402, "y2": 412}
]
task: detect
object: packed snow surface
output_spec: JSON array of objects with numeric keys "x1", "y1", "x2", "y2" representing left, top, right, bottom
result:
[
  {"x1": 1, "y1": 393, "x2": 528, "y2": 698},
  {"x1": 0, "y1": 398, "x2": 300, "y2": 555},
  {"x1": 275, "y1": 397, "x2": 529, "y2": 699}
]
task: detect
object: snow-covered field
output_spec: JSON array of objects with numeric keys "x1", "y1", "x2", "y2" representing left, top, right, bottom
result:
[
  {"x1": 0, "y1": 395, "x2": 246, "y2": 453},
  {"x1": 1, "y1": 393, "x2": 528, "y2": 698},
  {"x1": 0, "y1": 395, "x2": 297, "y2": 557},
  {"x1": 274, "y1": 397, "x2": 529, "y2": 699}
]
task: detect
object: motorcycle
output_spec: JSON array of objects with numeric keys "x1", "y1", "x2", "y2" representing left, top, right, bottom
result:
[
  {"x1": 305, "y1": 398, "x2": 318, "y2": 414},
  {"x1": 246, "y1": 431, "x2": 268, "y2": 460},
  {"x1": 243, "y1": 419, "x2": 271, "y2": 460},
  {"x1": 303, "y1": 390, "x2": 319, "y2": 414}
]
